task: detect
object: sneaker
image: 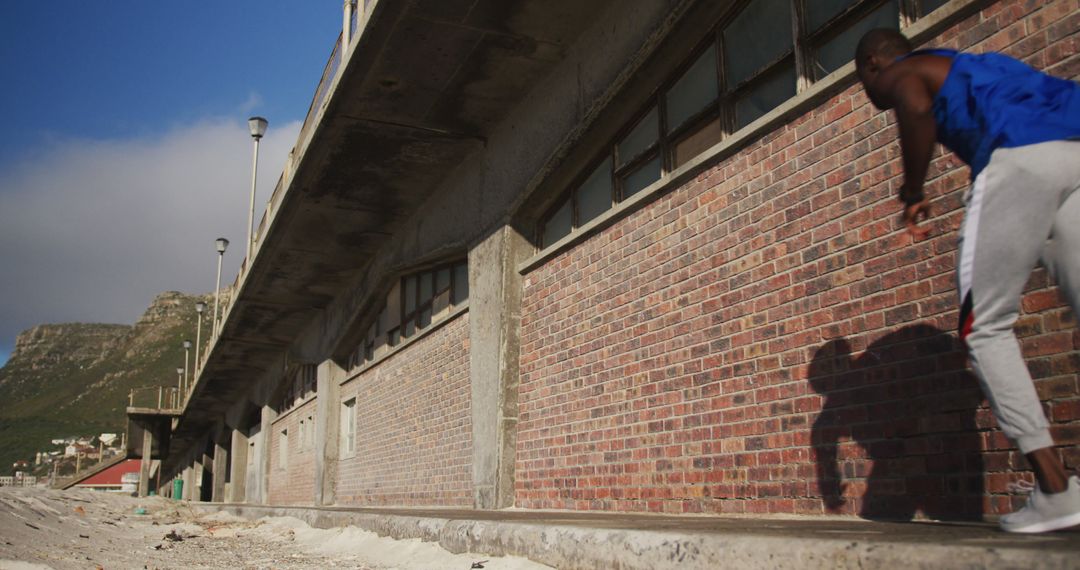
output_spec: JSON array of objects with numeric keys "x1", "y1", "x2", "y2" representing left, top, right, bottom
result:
[{"x1": 1000, "y1": 476, "x2": 1080, "y2": 533}]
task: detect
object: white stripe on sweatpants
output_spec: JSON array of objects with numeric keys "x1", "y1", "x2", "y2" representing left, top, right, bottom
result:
[{"x1": 958, "y1": 171, "x2": 987, "y2": 303}]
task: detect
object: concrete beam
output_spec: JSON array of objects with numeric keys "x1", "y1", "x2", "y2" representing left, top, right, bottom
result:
[
  {"x1": 138, "y1": 425, "x2": 154, "y2": 498},
  {"x1": 469, "y1": 225, "x2": 529, "y2": 508},
  {"x1": 257, "y1": 403, "x2": 278, "y2": 504},
  {"x1": 228, "y1": 427, "x2": 249, "y2": 503},
  {"x1": 212, "y1": 435, "x2": 229, "y2": 503},
  {"x1": 314, "y1": 360, "x2": 344, "y2": 506}
]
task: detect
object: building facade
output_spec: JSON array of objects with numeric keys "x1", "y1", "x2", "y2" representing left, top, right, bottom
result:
[{"x1": 146, "y1": 0, "x2": 1080, "y2": 523}]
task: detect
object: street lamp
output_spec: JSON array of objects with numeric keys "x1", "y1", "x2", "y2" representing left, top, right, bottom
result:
[
  {"x1": 182, "y1": 340, "x2": 192, "y2": 392},
  {"x1": 212, "y1": 238, "x2": 229, "y2": 334},
  {"x1": 194, "y1": 302, "x2": 206, "y2": 374},
  {"x1": 176, "y1": 367, "x2": 185, "y2": 404},
  {"x1": 246, "y1": 116, "x2": 268, "y2": 260}
]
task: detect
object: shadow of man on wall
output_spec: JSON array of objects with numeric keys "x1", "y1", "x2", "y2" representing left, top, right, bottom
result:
[{"x1": 810, "y1": 324, "x2": 985, "y2": 521}]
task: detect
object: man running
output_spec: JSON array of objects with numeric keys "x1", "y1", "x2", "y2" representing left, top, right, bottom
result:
[{"x1": 854, "y1": 28, "x2": 1080, "y2": 533}]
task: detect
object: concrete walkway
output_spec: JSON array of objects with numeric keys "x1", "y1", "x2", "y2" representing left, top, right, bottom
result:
[{"x1": 188, "y1": 503, "x2": 1080, "y2": 569}]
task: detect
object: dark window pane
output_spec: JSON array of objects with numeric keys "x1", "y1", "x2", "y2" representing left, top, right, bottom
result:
[
  {"x1": 453, "y1": 263, "x2": 469, "y2": 304},
  {"x1": 389, "y1": 328, "x2": 400, "y2": 347},
  {"x1": 404, "y1": 275, "x2": 417, "y2": 314},
  {"x1": 420, "y1": 272, "x2": 433, "y2": 303},
  {"x1": 665, "y1": 45, "x2": 719, "y2": 133},
  {"x1": 734, "y1": 63, "x2": 797, "y2": 129},
  {"x1": 436, "y1": 268, "x2": 451, "y2": 293},
  {"x1": 578, "y1": 157, "x2": 612, "y2": 225},
  {"x1": 921, "y1": 0, "x2": 948, "y2": 16},
  {"x1": 618, "y1": 108, "x2": 658, "y2": 166},
  {"x1": 814, "y1": 1, "x2": 899, "y2": 77},
  {"x1": 673, "y1": 116, "x2": 724, "y2": 168},
  {"x1": 419, "y1": 308, "x2": 432, "y2": 329},
  {"x1": 404, "y1": 319, "x2": 415, "y2": 339},
  {"x1": 542, "y1": 198, "x2": 572, "y2": 246},
  {"x1": 806, "y1": 0, "x2": 858, "y2": 33},
  {"x1": 723, "y1": 0, "x2": 793, "y2": 87},
  {"x1": 621, "y1": 155, "x2": 662, "y2": 199}
]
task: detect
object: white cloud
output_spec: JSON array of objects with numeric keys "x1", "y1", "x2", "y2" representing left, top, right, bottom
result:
[
  {"x1": 0, "y1": 118, "x2": 302, "y2": 344},
  {"x1": 238, "y1": 92, "x2": 265, "y2": 115}
]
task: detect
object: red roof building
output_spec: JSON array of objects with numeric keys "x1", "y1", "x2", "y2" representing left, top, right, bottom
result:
[{"x1": 72, "y1": 459, "x2": 141, "y2": 492}]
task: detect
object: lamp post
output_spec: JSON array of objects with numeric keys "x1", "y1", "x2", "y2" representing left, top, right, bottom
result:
[
  {"x1": 194, "y1": 302, "x2": 206, "y2": 374},
  {"x1": 246, "y1": 116, "x2": 268, "y2": 260},
  {"x1": 212, "y1": 238, "x2": 229, "y2": 335},
  {"x1": 182, "y1": 340, "x2": 192, "y2": 392},
  {"x1": 176, "y1": 367, "x2": 185, "y2": 405}
]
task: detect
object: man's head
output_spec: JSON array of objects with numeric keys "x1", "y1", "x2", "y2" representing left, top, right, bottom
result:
[{"x1": 855, "y1": 28, "x2": 913, "y2": 109}]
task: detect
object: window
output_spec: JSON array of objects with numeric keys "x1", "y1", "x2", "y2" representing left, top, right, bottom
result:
[
  {"x1": 279, "y1": 364, "x2": 317, "y2": 414},
  {"x1": 348, "y1": 259, "x2": 469, "y2": 369},
  {"x1": 341, "y1": 398, "x2": 357, "y2": 456},
  {"x1": 539, "y1": 0, "x2": 942, "y2": 248},
  {"x1": 278, "y1": 428, "x2": 288, "y2": 469}
]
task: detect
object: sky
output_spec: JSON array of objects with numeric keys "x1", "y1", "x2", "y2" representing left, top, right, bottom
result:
[{"x1": 0, "y1": 2, "x2": 343, "y2": 366}]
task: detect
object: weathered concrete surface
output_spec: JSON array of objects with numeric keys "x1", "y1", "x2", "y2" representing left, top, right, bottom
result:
[
  {"x1": 313, "y1": 360, "x2": 343, "y2": 506},
  {"x1": 172, "y1": 0, "x2": 627, "y2": 455},
  {"x1": 192, "y1": 503, "x2": 1080, "y2": 569},
  {"x1": 469, "y1": 225, "x2": 530, "y2": 509}
]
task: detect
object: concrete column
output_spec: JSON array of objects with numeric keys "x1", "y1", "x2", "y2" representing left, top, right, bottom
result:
[
  {"x1": 314, "y1": 360, "x2": 344, "y2": 506},
  {"x1": 468, "y1": 225, "x2": 528, "y2": 509},
  {"x1": 229, "y1": 427, "x2": 249, "y2": 502},
  {"x1": 182, "y1": 464, "x2": 195, "y2": 501},
  {"x1": 212, "y1": 435, "x2": 229, "y2": 502},
  {"x1": 202, "y1": 449, "x2": 213, "y2": 502},
  {"x1": 138, "y1": 425, "x2": 153, "y2": 498},
  {"x1": 257, "y1": 404, "x2": 278, "y2": 504}
]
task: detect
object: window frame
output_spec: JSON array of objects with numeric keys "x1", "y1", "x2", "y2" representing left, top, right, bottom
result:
[
  {"x1": 342, "y1": 398, "x2": 357, "y2": 456},
  {"x1": 537, "y1": 0, "x2": 945, "y2": 251},
  {"x1": 278, "y1": 428, "x2": 289, "y2": 469},
  {"x1": 348, "y1": 259, "x2": 469, "y2": 370}
]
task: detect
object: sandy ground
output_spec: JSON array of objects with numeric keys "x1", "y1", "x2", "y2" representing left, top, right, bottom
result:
[{"x1": 0, "y1": 487, "x2": 554, "y2": 570}]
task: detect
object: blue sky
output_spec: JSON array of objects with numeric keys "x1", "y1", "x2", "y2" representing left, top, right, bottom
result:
[{"x1": 0, "y1": 2, "x2": 343, "y2": 366}]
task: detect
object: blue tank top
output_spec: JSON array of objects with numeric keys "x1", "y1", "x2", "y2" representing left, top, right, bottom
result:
[{"x1": 903, "y1": 49, "x2": 1080, "y2": 178}]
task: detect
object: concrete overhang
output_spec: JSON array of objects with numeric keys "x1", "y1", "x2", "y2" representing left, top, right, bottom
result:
[{"x1": 165, "y1": 0, "x2": 614, "y2": 467}]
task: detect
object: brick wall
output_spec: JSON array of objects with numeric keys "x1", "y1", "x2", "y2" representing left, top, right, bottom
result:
[
  {"x1": 517, "y1": 0, "x2": 1080, "y2": 520},
  {"x1": 336, "y1": 313, "x2": 474, "y2": 507},
  {"x1": 267, "y1": 398, "x2": 318, "y2": 506}
]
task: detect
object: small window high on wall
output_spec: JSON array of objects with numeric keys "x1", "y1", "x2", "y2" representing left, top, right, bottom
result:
[
  {"x1": 278, "y1": 428, "x2": 289, "y2": 469},
  {"x1": 347, "y1": 259, "x2": 469, "y2": 370},
  {"x1": 539, "y1": 0, "x2": 946, "y2": 250},
  {"x1": 341, "y1": 398, "x2": 356, "y2": 456}
]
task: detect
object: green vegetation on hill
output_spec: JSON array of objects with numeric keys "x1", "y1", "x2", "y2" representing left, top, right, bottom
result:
[{"x1": 0, "y1": 292, "x2": 213, "y2": 473}]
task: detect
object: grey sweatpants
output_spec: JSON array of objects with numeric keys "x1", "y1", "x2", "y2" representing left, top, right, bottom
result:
[{"x1": 958, "y1": 140, "x2": 1080, "y2": 454}]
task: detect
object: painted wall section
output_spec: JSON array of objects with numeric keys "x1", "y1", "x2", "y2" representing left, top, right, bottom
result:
[
  {"x1": 337, "y1": 313, "x2": 474, "y2": 507},
  {"x1": 516, "y1": 0, "x2": 1080, "y2": 519}
]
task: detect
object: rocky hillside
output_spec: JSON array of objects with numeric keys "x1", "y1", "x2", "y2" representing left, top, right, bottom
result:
[{"x1": 0, "y1": 291, "x2": 214, "y2": 472}]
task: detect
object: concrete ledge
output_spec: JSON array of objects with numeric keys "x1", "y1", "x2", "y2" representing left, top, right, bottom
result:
[{"x1": 190, "y1": 503, "x2": 1079, "y2": 569}]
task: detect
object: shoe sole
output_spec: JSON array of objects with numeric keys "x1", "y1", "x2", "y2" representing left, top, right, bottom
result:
[{"x1": 1001, "y1": 509, "x2": 1080, "y2": 534}]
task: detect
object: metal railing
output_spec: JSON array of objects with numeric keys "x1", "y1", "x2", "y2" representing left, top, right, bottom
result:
[{"x1": 128, "y1": 386, "x2": 182, "y2": 411}]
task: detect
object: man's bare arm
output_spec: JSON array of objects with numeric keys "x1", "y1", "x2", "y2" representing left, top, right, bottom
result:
[
  {"x1": 888, "y1": 70, "x2": 937, "y2": 237},
  {"x1": 892, "y1": 71, "x2": 937, "y2": 204}
]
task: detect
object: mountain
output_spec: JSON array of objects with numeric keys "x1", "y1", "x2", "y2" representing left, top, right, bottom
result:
[{"x1": 0, "y1": 291, "x2": 214, "y2": 473}]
